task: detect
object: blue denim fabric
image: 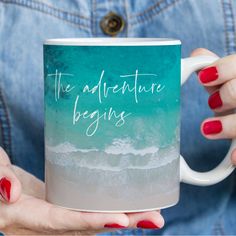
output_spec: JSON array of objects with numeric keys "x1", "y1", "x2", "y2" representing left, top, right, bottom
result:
[{"x1": 0, "y1": 0, "x2": 235, "y2": 235}]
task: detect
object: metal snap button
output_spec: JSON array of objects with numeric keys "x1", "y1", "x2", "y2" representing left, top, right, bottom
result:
[{"x1": 100, "y1": 12, "x2": 125, "y2": 36}]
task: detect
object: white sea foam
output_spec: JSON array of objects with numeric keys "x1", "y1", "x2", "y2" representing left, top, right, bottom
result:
[
  {"x1": 104, "y1": 138, "x2": 159, "y2": 156},
  {"x1": 46, "y1": 138, "x2": 159, "y2": 156},
  {"x1": 46, "y1": 141, "x2": 98, "y2": 153},
  {"x1": 45, "y1": 138, "x2": 179, "y2": 170}
]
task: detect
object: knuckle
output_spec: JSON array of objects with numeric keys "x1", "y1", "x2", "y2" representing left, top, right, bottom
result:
[
  {"x1": 0, "y1": 212, "x2": 10, "y2": 229},
  {"x1": 225, "y1": 115, "x2": 236, "y2": 138},
  {"x1": 190, "y1": 48, "x2": 205, "y2": 56},
  {"x1": 230, "y1": 54, "x2": 236, "y2": 64},
  {"x1": 227, "y1": 79, "x2": 236, "y2": 102},
  {"x1": 0, "y1": 148, "x2": 11, "y2": 166},
  {"x1": 232, "y1": 117, "x2": 236, "y2": 137},
  {"x1": 231, "y1": 126, "x2": 236, "y2": 138},
  {"x1": 45, "y1": 207, "x2": 80, "y2": 232},
  {"x1": 0, "y1": 219, "x2": 7, "y2": 229},
  {"x1": 45, "y1": 208, "x2": 60, "y2": 231},
  {"x1": 229, "y1": 55, "x2": 236, "y2": 78},
  {"x1": 30, "y1": 207, "x2": 59, "y2": 233}
]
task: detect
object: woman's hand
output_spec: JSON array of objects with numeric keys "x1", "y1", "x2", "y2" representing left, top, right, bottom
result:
[
  {"x1": 0, "y1": 148, "x2": 164, "y2": 235},
  {"x1": 191, "y1": 48, "x2": 236, "y2": 165}
]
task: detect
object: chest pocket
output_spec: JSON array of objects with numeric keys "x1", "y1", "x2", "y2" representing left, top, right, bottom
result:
[
  {"x1": 128, "y1": 0, "x2": 236, "y2": 56},
  {"x1": 0, "y1": 0, "x2": 90, "y2": 31}
]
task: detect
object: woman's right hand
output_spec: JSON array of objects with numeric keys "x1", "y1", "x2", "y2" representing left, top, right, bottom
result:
[{"x1": 0, "y1": 147, "x2": 164, "y2": 235}]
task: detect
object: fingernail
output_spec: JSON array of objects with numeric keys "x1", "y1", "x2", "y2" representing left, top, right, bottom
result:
[
  {"x1": 198, "y1": 66, "x2": 218, "y2": 83},
  {"x1": 137, "y1": 220, "x2": 160, "y2": 229},
  {"x1": 0, "y1": 177, "x2": 11, "y2": 202},
  {"x1": 104, "y1": 223, "x2": 126, "y2": 228},
  {"x1": 203, "y1": 120, "x2": 222, "y2": 135},
  {"x1": 208, "y1": 91, "x2": 223, "y2": 109}
]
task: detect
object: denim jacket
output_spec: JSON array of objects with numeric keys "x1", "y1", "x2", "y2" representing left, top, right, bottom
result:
[{"x1": 0, "y1": 0, "x2": 236, "y2": 235}]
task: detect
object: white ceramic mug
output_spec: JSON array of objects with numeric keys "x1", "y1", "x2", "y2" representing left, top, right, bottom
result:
[{"x1": 44, "y1": 38, "x2": 236, "y2": 212}]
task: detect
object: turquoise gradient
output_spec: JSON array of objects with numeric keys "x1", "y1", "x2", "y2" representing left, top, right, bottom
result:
[{"x1": 44, "y1": 45, "x2": 181, "y2": 150}]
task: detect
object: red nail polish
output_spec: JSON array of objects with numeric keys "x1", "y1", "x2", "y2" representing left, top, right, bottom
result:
[
  {"x1": 203, "y1": 120, "x2": 222, "y2": 135},
  {"x1": 0, "y1": 177, "x2": 11, "y2": 202},
  {"x1": 208, "y1": 91, "x2": 223, "y2": 109},
  {"x1": 104, "y1": 223, "x2": 126, "y2": 228},
  {"x1": 137, "y1": 220, "x2": 160, "y2": 229},
  {"x1": 198, "y1": 66, "x2": 218, "y2": 83}
]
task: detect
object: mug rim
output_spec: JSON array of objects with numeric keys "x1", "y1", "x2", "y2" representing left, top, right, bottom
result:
[{"x1": 44, "y1": 38, "x2": 181, "y2": 46}]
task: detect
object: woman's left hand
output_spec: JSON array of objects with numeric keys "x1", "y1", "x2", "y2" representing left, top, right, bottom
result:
[
  {"x1": 0, "y1": 147, "x2": 164, "y2": 235},
  {"x1": 191, "y1": 48, "x2": 236, "y2": 165}
]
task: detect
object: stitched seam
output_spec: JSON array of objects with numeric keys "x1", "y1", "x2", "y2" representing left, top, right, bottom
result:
[
  {"x1": 222, "y1": 0, "x2": 231, "y2": 54},
  {"x1": 212, "y1": 222, "x2": 223, "y2": 235},
  {"x1": 222, "y1": 0, "x2": 229, "y2": 55},
  {"x1": 130, "y1": 0, "x2": 165, "y2": 18},
  {"x1": 228, "y1": 0, "x2": 236, "y2": 53},
  {"x1": 92, "y1": 0, "x2": 97, "y2": 36},
  {"x1": 221, "y1": 0, "x2": 236, "y2": 54},
  {"x1": 219, "y1": 219, "x2": 225, "y2": 236},
  {"x1": 52, "y1": 19, "x2": 90, "y2": 32},
  {"x1": 124, "y1": 0, "x2": 128, "y2": 36},
  {"x1": 0, "y1": 0, "x2": 91, "y2": 29},
  {"x1": 212, "y1": 218, "x2": 226, "y2": 235},
  {"x1": 119, "y1": 0, "x2": 127, "y2": 37},
  {"x1": 0, "y1": 88, "x2": 12, "y2": 160},
  {"x1": 1, "y1": 0, "x2": 89, "y2": 19},
  {"x1": 130, "y1": 0, "x2": 180, "y2": 26}
]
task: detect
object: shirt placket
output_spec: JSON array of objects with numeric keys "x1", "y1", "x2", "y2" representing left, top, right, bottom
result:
[{"x1": 92, "y1": 0, "x2": 128, "y2": 37}]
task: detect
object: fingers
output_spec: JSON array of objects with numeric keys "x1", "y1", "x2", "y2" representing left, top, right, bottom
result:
[
  {"x1": 201, "y1": 114, "x2": 236, "y2": 139},
  {"x1": 198, "y1": 54, "x2": 236, "y2": 86},
  {"x1": 6, "y1": 194, "x2": 129, "y2": 232},
  {"x1": 0, "y1": 147, "x2": 11, "y2": 166},
  {"x1": 190, "y1": 48, "x2": 220, "y2": 94},
  {"x1": 192, "y1": 50, "x2": 236, "y2": 167},
  {"x1": 0, "y1": 166, "x2": 21, "y2": 203},
  {"x1": 0, "y1": 148, "x2": 21, "y2": 203},
  {"x1": 192, "y1": 49, "x2": 236, "y2": 112},
  {"x1": 231, "y1": 149, "x2": 236, "y2": 165},
  {"x1": 190, "y1": 48, "x2": 219, "y2": 58},
  {"x1": 127, "y1": 211, "x2": 164, "y2": 229},
  {"x1": 59, "y1": 211, "x2": 129, "y2": 231},
  {"x1": 12, "y1": 165, "x2": 44, "y2": 199},
  {"x1": 4, "y1": 192, "x2": 164, "y2": 233},
  {"x1": 208, "y1": 79, "x2": 236, "y2": 112},
  {"x1": 201, "y1": 114, "x2": 236, "y2": 167}
]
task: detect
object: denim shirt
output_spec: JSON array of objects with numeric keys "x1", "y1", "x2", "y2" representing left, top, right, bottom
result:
[{"x1": 0, "y1": 0, "x2": 236, "y2": 235}]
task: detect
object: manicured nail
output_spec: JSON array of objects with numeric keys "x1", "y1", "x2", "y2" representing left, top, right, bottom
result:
[
  {"x1": 203, "y1": 120, "x2": 222, "y2": 135},
  {"x1": 208, "y1": 91, "x2": 223, "y2": 109},
  {"x1": 198, "y1": 66, "x2": 218, "y2": 83},
  {"x1": 104, "y1": 223, "x2": 126, "y2": 228},
  {"x1": 137, "y1": 220, "x2": 160, "y2": 229},
  {"x1": 0, "y1": 177, "x2": 11, "y2": 202}
]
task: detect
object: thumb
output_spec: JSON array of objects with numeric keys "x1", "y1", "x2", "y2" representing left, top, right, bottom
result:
[
  {"x1": 0, "y1": 148, "x2": 21, "y2": 203},
  {"x1": 190, "y1": 48, "x2": 219, "y2": 58}
]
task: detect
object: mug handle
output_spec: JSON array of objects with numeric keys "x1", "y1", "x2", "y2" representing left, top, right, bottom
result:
[{"x1": 180, "y1": 55, "x2": 236, "y2": 186}]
